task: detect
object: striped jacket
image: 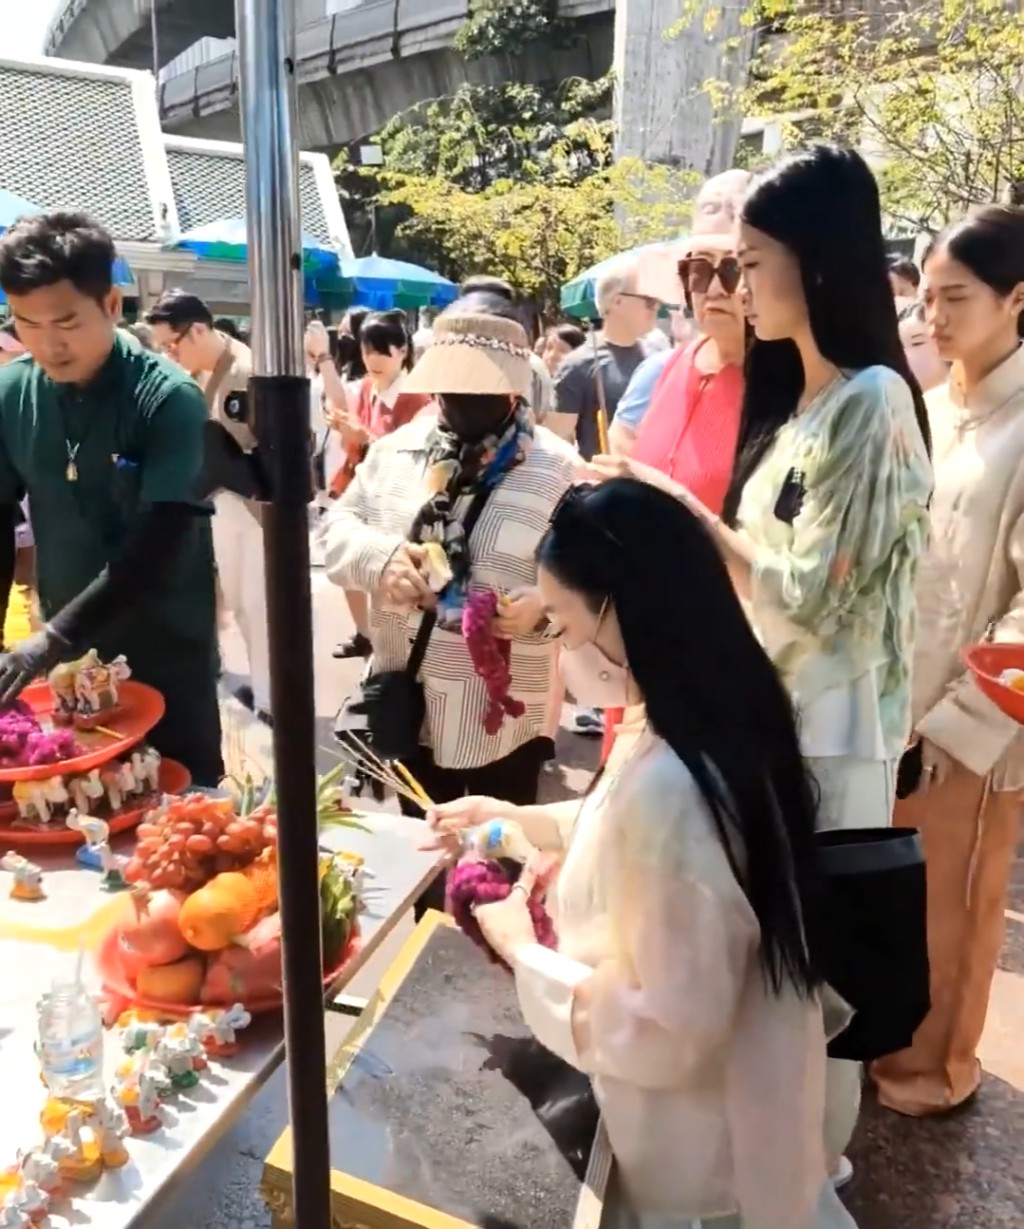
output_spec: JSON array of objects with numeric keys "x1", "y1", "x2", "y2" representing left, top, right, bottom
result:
[{"x1": 324, "y1": 414, "x2": 577, "y2": 769}]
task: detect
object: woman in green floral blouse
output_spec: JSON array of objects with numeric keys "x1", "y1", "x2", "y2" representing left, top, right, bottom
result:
[{"x1": 590, "y1": 146, "x2": 933, "y2": 1191}]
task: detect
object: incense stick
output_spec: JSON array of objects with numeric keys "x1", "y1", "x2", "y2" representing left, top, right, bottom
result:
[
  {"x1": 394, "y1": 760, "x2": 433, "y2": 809},
  {"x1": 335, "y1": 730, "x2": 435, "y2": 809}
]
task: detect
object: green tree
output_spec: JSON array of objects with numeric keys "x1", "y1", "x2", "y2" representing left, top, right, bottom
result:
[
  {"x1": 711, "y1": 0, "x2": 1024, "y2": 232},
  {"x1": 335, "y1": 0, "x2": 628, "y2": 291},
  {"x1": 376, "y1": 149, "x2": 694, "y2": 316}
]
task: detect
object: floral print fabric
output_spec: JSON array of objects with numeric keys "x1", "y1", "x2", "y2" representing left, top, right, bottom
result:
[
  {"x1": 737, "y1": 366, "x2": 933, "y2": 759},
  {"x1": 408, "y1": 403, "x2": 534, "y2": 629}
]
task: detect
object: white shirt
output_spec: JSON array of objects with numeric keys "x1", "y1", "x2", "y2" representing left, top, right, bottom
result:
[
  {"x1": 324, "y1": 415, "x2": 577, "y2": 769},
  {"x1": 511, "y1": 732, "x2": 850, "y2": 1229}
]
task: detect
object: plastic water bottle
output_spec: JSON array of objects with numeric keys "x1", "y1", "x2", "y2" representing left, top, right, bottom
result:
[{"x1": 36, "y1": 968, "x2": 105, "y2": 1101}]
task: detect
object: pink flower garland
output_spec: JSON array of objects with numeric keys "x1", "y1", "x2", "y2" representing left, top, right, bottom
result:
[
  {"x1": 447, "y1": 858, "x2": 557, "y2": 968},
  {"x1": 462, "y1": 589, "x2": 526, "y2": 734}
]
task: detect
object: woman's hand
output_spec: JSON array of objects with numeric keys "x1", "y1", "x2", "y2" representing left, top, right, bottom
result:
[
  {"x1": 419, "y1": 794, "x2": 515, "y2": 853},
  {"x1": 475, "y1": 874, "x2": 539, "y2": 963},
  {"x1": 584, "y1": 454, "x2": 709, "y2": 516},
  {"x1": 919, "y1": 738, "x2": 956, "y2": 790},
  {"x1": 493, "y1": 587, "x2": 545, "y2": 639}
]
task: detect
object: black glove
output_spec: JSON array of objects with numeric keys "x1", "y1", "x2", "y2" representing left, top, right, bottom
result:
[{"x1": 0, "y1": 627, "x2": 70, "y2": 706}]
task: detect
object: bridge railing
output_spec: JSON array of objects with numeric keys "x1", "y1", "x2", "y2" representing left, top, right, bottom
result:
[{"x1": 158, "y1": 0, "x2": 469, "y2": 118}]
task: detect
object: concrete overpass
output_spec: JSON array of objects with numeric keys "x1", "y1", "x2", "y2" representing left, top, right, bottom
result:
[
  {"x1": 44, "y1": 0, "x2": 236, "y2": 71},
  {"x1": 46, "y1": 0, "x2": 615, "y2": 151}
]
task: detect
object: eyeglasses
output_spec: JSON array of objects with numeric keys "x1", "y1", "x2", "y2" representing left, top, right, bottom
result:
[
  {"x1": 160, "y1": 324, "x2": 193, "y2": 356},
  {"x1": 677, "y1": 256, "x2": 742, "y2": 297},
  {"x1": 619, "y1": 292, "x2": 660, "y2": 311}
]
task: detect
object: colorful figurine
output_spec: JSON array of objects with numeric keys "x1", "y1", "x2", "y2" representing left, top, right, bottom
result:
[
  {"x1": 466, "y1": 818, "x2": 538, "y2": 864},
  {"x1": 111, "y1": 1066, "x2": 163, "y2": 1135},
  {"x1": 55, "y1": 1107, "x2": 103, "y2": 1183},
  {"x1": 66, "y1": 810, "x2": 128, "y2": 889},
  {"x1": 101, "y1": 761, "x2": 138, "y2": 813},
  {"x1": 0, "y1": 1197, "x2": 30, "y2": 1228},
  {"x1": 47, "y1": 656, "x2": 90, "y2": 725},
  {"x1": 10, "y1": 1179, "x2": 48, "y2": 1225},
  {"x1": 92, "y1": 1100, "x2": 130, "y2": 1169},
  {"x1": 121, "y1": 1020, "x2": 165, "y2": 1055},
  {"x1": 130, "y1": 747, "x2": 161, "y2": 794},
  {"x1": 12, "y1": 778, "x2": 68, "y2": 827},
  {"x1": 18, "y1": 1145, "x2": 62, "y2": 1200},
  {"x1": 1, "y1": 852, "x2": 44, "y2": 902},
  {"x1": 189, "y1": 1003, "x2": 251, "y2": 1058},
  {"x1": 69, "y1": 768, "x2": 105, "y2": 817},
  {"x1": 74, "y1": 652, "x2": 131, "y2": 728},
  {"x1": 155, "y1": 1030, "x2": 202, "y2": 1086}
]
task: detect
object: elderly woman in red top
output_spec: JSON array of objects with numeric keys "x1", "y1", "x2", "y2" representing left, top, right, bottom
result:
[
  {"x1": 331, "y1": 309, "x2": 434, "y2": 660},
  {"x1": 595, "y1": 178, "x2": 750, "y2": 759}
]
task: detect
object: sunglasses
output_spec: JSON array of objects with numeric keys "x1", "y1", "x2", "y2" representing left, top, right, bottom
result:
[{"x1": 677, "y1": 256, "x2": 742, "y2": 297}]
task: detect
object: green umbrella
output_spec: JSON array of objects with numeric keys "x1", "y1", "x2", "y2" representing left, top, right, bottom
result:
[{"x1": 560, "y1": 241, "x2": 682, "y2": 319}]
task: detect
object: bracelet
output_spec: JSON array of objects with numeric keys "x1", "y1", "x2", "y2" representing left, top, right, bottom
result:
[{"x1": 510, "y1": 882, "x2": 529, "y2": 899}]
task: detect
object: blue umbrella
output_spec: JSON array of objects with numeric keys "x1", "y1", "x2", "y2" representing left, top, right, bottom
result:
[
  {"x1": 0, "y1": 189, "x2": 43, "y2": 232},
  {"x1": 176, "y1": 216, "x2": 339, "y2": 274},
  {"x1": 317, "y1": 254, "x2": 458, "y2": 312}
]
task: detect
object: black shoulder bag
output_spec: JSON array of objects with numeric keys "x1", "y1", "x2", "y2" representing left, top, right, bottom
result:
[{"x1": 335, "y1": 483, "x2": 495, "y2": 761}]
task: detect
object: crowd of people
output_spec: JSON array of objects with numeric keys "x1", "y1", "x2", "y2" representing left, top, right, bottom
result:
[{"x1": 0, "y1": 139, "x2": 1022, "y2": 1229}]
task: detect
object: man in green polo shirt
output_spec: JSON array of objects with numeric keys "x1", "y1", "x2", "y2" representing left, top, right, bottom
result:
[{"x1": 0, "y1": 211, "x2": 223, "y2": 784}]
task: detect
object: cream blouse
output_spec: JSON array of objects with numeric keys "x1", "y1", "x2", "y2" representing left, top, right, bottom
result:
[
  {"x1": 914, "y1": 344, "x2": 1024, "y2": 788},
  {"x1": 510, "y1": 730, "x2": 851, "y2": 1229}
]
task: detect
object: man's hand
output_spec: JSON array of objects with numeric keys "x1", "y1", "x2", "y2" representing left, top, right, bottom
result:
[
  {"x1": 0, "y1": 628, "x2": 69, "y2": 705},
  {"x1": 493, "y1": 586, "x2": 546, "y2": 639},
  {"x1": 379, "y1": 544, "x2": 434, "y2": 609}
]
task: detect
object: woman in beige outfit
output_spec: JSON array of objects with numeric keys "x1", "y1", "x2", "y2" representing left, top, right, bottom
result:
[{"x1": 873, "y1": 205, "x2": 1024, "y2": 1115}]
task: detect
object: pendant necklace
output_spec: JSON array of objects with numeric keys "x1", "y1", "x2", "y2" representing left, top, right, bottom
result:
[{"x1": 65, "y1": 440, "x2": 81, "y2": 482}]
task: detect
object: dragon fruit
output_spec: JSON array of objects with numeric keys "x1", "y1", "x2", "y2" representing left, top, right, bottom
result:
[{"x1": 462, "y1": 590, "x2": 526, "y2": 735}]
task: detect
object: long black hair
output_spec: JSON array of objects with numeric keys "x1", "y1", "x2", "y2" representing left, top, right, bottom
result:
[
  {"x1": 722, "y1": 145, "x2": 931, "y2": 525},
  {"x1": 334, "y1": 308, "x2": 368, "y2": 380},
  {"x1": 924, "y1": 205, "x2": 1024, "y2": 342},
  {"x1": 537, "y1": 478, "x2": 822, "y2": 997}
]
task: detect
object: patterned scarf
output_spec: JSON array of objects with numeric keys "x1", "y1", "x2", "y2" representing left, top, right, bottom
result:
[{"x1": 409, "y1": 403, "x2": 534, "y2": 629}]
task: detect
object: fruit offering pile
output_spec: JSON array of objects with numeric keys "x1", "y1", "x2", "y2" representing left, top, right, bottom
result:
[
  {"x1": 109, "y1": 767, "x2": 364, "y2": 1010},
  {"x1": 123, "y1": 795, "x2": 276, "y2": 893}
]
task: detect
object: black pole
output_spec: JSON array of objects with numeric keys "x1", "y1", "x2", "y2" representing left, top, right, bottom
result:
[{"x1": 235, "y1": 0, "x2": 333, "y2": 1224}]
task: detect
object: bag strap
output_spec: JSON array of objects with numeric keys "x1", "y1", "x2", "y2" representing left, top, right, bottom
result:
[{"x1": 406, "y1": 481, "x2": 496, "y2": 677}]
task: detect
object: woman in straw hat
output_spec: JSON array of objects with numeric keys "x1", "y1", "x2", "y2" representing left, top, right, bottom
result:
[{"x1": 324, "y1": 297, "x2": 577, "y2": 906}]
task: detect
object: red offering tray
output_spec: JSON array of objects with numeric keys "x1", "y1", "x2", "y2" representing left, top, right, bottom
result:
[
  {"x1": 0, "y1": 679, "x2": 165, "y2": 783},
  {"x1": 962, "y1": 642, "x2": 1024, "y2": 725},
  {"x1": 95, "y1": 921, "x2": 361, "y2": 1020},
  {"x1": 0, "y1": 758, "x2": 191, "y2": 843}
]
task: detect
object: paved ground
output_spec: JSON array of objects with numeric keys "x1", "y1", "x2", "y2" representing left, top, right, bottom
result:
[{"x1": 147, "y1": 566, "x2": 1024, "y2": 1229}]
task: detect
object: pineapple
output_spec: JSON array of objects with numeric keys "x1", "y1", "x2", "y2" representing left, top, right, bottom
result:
[{"x1": 320, "y1": 855, "x2": 358, "y2": 969}]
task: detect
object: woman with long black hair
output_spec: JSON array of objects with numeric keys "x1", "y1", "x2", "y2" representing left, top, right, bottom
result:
[
  {"x1": 589, "y1": 145, "x2": 933, "y2": 1179},
  {"x1": 873, "y1": 205, "x2": 1024, "y2": 1116},
  {"x1": 425, "y1": 478, "x2": 856, "y2": 1229}
]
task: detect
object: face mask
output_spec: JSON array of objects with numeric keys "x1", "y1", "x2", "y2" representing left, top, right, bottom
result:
[{"x1": 558, "y1": 640, "x2": 631, "y2": 709}]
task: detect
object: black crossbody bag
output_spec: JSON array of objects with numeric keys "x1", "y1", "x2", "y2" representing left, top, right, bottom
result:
[{"x1": 335, "y1": 484, "x2": 495, "y2": 761}]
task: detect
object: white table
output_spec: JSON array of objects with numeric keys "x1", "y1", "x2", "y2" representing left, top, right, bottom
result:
[{"x1": 0, "y1": 810, "x2": 443, "y2": 1228}]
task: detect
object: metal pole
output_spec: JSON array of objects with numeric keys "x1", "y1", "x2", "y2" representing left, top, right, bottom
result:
[
  {"x1": 235, "y1": 2, "x2": 331, "y2": 1226},
  {"x1": 150, "y1": 1, "x2": 160, "y2": 83}
]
